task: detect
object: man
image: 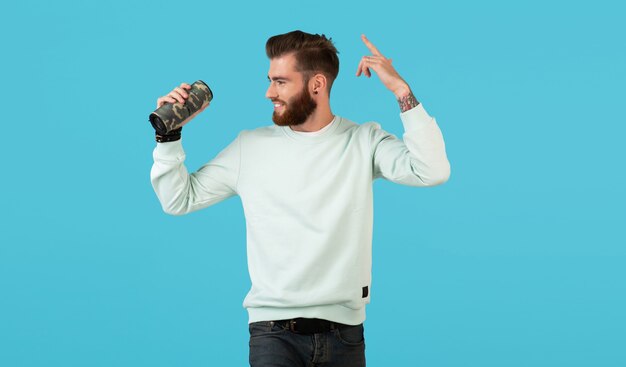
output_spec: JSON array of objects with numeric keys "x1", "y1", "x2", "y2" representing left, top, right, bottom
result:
[{"x1": 151, "y1": 30, "x2": 450, "y2": 367}]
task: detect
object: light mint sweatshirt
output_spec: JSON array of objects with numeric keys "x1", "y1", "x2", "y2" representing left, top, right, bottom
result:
[{"x1": 151, "y1": 104, "x2": 450, "y2": 325}]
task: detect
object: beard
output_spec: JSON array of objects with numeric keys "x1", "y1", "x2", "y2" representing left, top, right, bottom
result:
[{"x1": 272, "y1": 85, "x2": 317, "y2": 127}]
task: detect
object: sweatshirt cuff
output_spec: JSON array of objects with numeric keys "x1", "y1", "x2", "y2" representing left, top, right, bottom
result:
[
  {"x1": 153, "y1": 139, "x2": 186, "y2": 162},
  {"x1": 399, "y1": 103, "x2": 433, "y2": 132}
]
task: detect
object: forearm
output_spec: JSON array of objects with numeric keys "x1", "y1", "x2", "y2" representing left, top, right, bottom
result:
[
  {"x1": 396, "y1": 87, "x2": 449, "y2": 183},
  {"x1": 399, "y1": 104, "x2": 450, "y2": 185},
  {"x1": 150, "y1": 141, "x2": 196, "y2": 215}
]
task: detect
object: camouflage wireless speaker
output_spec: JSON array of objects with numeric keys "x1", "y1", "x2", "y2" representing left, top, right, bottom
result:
[{"x1": 149, "y1": 80, "x2": 213, "y2": 135}]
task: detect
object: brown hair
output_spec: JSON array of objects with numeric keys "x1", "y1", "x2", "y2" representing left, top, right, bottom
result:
[{"x1": 266, "y1": 30, "x2": 339, "y2": 91}]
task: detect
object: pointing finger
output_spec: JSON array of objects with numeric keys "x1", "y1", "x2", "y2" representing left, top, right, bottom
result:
[{"x1": 361, "y1": 34, "x2": 383, "y2": 56}]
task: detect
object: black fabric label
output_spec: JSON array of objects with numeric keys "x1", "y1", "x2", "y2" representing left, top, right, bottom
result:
[{"x1": 362, "y1": 286, "x2": 369, "y2": 298}]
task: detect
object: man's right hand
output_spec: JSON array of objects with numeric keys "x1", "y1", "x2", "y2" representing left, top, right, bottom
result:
[{"x1": 156, "y1": 82, "x2": 209, "y2": 126}]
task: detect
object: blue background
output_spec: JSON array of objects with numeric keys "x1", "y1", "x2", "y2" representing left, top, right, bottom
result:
[{"x1": 1, "y1": 0, "x2": 624, "y2": 366}]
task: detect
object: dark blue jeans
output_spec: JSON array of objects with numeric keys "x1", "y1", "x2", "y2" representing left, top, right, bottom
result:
[{"x1": 249, "y1": 321, "x2": 366, "y2": 367}]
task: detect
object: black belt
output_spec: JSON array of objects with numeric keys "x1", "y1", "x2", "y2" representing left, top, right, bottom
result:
[{"x1": 273, "y1": 318, "x2": 350, "y2": 334}]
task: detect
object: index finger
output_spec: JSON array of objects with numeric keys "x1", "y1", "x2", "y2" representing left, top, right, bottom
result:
[
  {"x1": 180, "y1": 82, "x2": 192, "y2": 89},
  {"x1": 361, "y1": 34, "x2": 383, "y2": 56}
]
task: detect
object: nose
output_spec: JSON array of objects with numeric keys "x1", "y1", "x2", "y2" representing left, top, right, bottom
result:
[{"x1": 266, "y1": 83, "x2": 277, "y2": 99}]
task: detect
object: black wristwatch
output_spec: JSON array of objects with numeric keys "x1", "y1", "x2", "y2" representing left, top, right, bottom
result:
[{"x1": 155, "y1": 127, "x2": 182, "y2": 143}]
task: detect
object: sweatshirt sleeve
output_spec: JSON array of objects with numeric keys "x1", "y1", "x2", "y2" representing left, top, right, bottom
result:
[
  {"x1": 150, "y1": 134, "x2": 241, "y2": 215},
  {"x1": 370, "y1": 104, "x2": 450, "y2": 186}
]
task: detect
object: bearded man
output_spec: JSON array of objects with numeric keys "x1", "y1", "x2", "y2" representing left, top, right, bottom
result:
[{"x1": 151, "y1": 30, "x2": 450, "y2": 367}]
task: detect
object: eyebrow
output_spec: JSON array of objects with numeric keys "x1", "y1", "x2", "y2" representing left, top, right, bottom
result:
[{"x1": 267, "y1": 75, "x2": 290, "y2": 81}]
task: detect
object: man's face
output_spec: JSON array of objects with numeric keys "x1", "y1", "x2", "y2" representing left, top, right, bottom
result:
[{"x1": 266, "y1": 53, "x2": 317, "y2": 127}]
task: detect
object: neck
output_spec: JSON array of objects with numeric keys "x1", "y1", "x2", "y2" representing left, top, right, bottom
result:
[{"x1": 289, "y1": 103, "x2": 334, "y2": 132}]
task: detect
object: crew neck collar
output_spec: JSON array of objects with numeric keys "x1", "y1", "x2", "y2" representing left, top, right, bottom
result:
[
  {"x1": 291, "y1": 116, "x2": 336, "y2": 136},
  {"x1": 281, "y1": 116, "x2": 342, "y2": 144}
]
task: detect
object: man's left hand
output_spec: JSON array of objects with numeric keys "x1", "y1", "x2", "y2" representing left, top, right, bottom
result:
[{"x1": 356, "y1": 34, "x2": 411, "y2": 99}]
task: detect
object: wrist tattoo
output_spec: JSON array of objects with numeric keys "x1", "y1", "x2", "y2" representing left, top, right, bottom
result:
[{"x1": 398, "y1": 91, "x2": 420, "y2": 112}]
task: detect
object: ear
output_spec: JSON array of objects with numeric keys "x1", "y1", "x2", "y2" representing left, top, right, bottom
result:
[{"x1": 310, "y1": 73, "x2": 327, "y2": 95}]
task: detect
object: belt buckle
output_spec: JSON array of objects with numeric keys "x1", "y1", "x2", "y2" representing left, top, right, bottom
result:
[{"x1": 287, "y1": 318, "x2": 333, "y2": 334}]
